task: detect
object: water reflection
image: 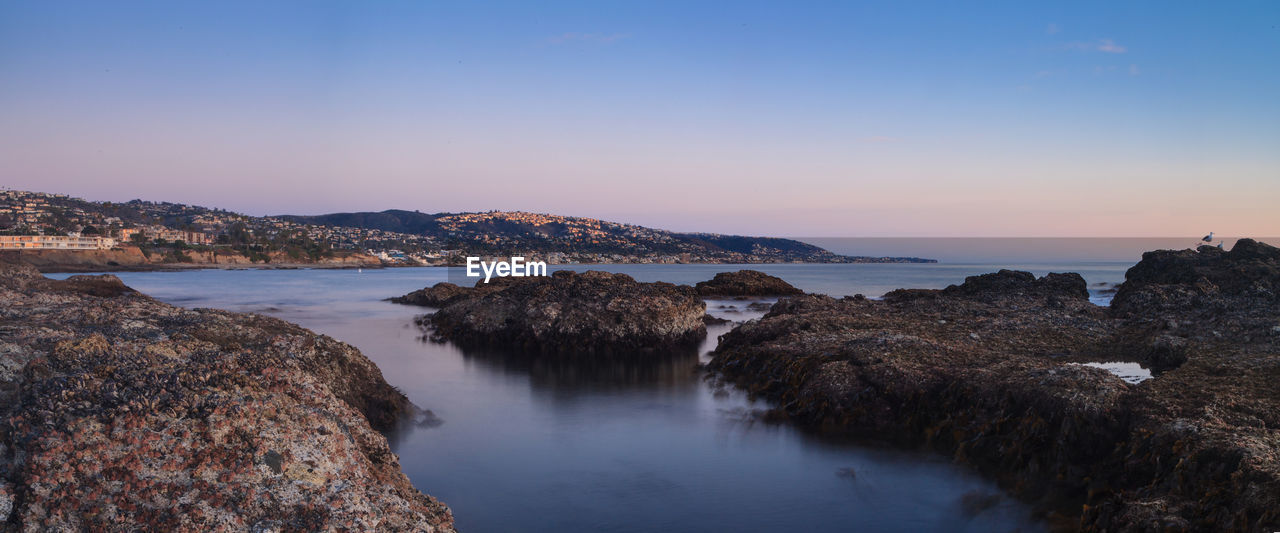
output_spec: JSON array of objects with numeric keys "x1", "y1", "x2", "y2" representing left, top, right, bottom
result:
[
  {"x1": 404, "y1": 295, "x2": 764, "y2": 395},
  {"x1": 52, "y1": 266, "x2": 1052, "y2": 533},
  {"x1": 448, "y1": 343, "x2": 704, "y2": 392},
  {"x1": 1074, "y1": 361, "x2": 1153, "y2": 384}
]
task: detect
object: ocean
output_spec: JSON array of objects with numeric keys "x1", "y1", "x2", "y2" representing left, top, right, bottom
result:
[
  {"x1": 798, "y1": 236, "x2": 1276, "y2": 264},
  {"x1": 49, "y1": 238, "x2": 1265, "y2": 532}
]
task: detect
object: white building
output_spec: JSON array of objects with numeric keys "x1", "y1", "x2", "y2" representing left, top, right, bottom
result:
[{"x1": 0, "y1": 235, "x2": 118, "y2": 250}]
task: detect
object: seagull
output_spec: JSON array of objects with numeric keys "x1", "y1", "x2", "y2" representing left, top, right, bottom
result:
[{"x1": 1202, "y1": 232, "x2": 1214, "y2": 243}]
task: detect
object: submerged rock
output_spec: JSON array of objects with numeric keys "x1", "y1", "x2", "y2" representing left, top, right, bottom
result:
[
  {"x1": 0, "y1": 261, "x2": 455, "y2": 532},
  {"x1": 695, "y1": 270, "x2": 804, "y2": 297},
  {"x1": 702, "y1": 314, "x2": 732, "y2": 326},
  {"x1": 423, "y1": 270, "x2": 706, "y2": 355},
  {"x1": 390, "y1": 282, "x2": 470, "y2": 307},
  {"x1": 710, "y1": 244, "x2": 1280, "y2": 531}
]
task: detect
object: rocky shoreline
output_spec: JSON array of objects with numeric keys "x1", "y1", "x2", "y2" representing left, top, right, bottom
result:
[
  {"x1": 0, "y1": 262, "x2": 454, "y2": 531},
  {"x1": 393, "y1": 270, "x2": 808, "y2": 354},
  {"x1": 3, "y1": 247, "x2": 384, "y2": 273},
  {"x1": 709, "y1": 240, "x2": 1280, "y2": 530},
  {"x1": 6, "y1": 240, "x2": 1278, "y2": 530}
]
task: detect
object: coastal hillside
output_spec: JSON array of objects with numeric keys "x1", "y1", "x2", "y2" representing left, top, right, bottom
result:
[
  {"x1": 1, "y1": 190, "x2": 932, "y2": 264},
  {"x1": 281, "y1": 210, "x2": 933, "y2": 263}
]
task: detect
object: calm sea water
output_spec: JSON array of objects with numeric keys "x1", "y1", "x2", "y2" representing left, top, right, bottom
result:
[
  {"x1": 50, "y1": 242, "x2": 1225, "y2": 532},
  {"x1": 800, "y1": 236, "x2": 1278, "y2": 264}
]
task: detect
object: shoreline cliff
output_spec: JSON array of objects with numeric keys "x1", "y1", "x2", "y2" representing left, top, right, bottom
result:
[{"x1": 2, "y1": 247, "x2": 385, "y2": 273}]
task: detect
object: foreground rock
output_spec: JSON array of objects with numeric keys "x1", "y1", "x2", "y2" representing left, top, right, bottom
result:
[
  {"x1": 710, "y1": 242, "x2": 1280, "y2": 531},
  {"x1": 418, "y1": 270, "x2": 706, "y2": 354},
  {"x1": 695, "y1": 270, "x2": 803, "y2": 297},
  {"x1": 0, "y1": 262, "x2": 454, "y2": 531}
]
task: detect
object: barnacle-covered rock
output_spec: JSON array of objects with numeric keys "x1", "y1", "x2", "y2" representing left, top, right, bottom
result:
[
  {"x1": 710, "y1": 243, "x2": 1280, "y2": 531},
  {"x1": 0, "y1": 260, "x2": 455, "y2": 532},
  {"x1": 694, "y1": 270, "x2": 804, "y2": 297},
  {"x1": 421, "y1": 270, "x2": 706, "y2": 355}
]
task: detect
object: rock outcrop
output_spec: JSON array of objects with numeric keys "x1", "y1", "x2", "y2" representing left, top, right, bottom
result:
[
  {"x1": 0, "y1": 261, "x2": 454, "y2": 531},
  {"x1": 421, "y1": 270, "x2": 707, "y2": 355},
  {"x1": 710, "y1": 243, "x2": 1280, "y2": 531},
  {"x1": 886, "y1": 269, "x2": 1089, "y2": 303},
  {"x1": 1112, "y1": 239, "x2": 1279, "y2": 318},
  {"x1": 389, "y1": 280, "x2": 513, "y2": 307},
  {"x1": 389, "y1": 282, "x2": 472, "y2": 307},
  {"x1": 695, "y1": 270, "x2": 804, "y2": 297}
]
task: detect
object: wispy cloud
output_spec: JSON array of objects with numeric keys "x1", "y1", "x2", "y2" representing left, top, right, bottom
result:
[
  {"x1": 1128, "y1": 64, "x2": 1140, "y2": 76},
  {"x1": 1046, "y1": 23, "x2": 1060, "y2": 35},
  {"x1": 1063, "y1": 38, "x2": 1127, "y2": 54},
  {"x1": 1097, "y1": 39, "x2": 1127, "y2": 53},
  {"x1": 547, "y1": 32, "x2": 630, "y2": 45}
]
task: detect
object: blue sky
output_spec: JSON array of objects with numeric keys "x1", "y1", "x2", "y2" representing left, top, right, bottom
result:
[{"x1": 1, "y1": 1, "x2": 1277, "y2": 236}]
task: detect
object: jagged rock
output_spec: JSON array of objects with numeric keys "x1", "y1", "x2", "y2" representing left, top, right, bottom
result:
[
  {"x1": 1112, "y1": 238, "x2": 1280, "y2": 317},
  {"x1": 885, "y1": 269, "x2": 1088, "y2": 303},
  {"x1": 423, "y1": 270, "x2": 706, "y2": 355},
  {"x1": 0, "y1": 261, "x2": 455, "y2": 532},
  {"x1": 695, "y1": 270, "x2": 803, "y2": 297},
  {"x1": 709, "y1": 243, "x2": 1280, "y2": 531}
]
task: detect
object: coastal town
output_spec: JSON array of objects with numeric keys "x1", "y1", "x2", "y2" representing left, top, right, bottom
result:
[
  {"x1": 0, "y1": 189, "x2": 442, "y2": 263},
  {"x1": 0, "y1": 189, "x2": 933, "y2": 266}
]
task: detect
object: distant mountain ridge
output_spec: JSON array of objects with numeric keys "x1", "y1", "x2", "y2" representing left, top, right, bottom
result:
[{"x1": 280, "y1": 209, "x2": 935, "y2": 263}]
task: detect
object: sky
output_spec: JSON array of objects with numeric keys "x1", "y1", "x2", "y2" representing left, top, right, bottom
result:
[{"x1": 1, "y1": 1, "x2": 1277, "y2": 237}]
